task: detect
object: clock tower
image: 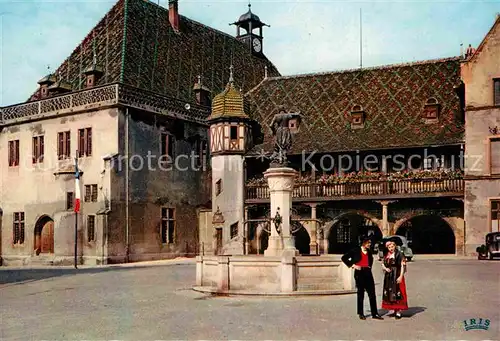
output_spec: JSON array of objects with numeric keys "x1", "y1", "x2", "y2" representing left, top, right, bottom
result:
[{"x1": 231, "y1": 3, "x2": 268, "y2": 56}]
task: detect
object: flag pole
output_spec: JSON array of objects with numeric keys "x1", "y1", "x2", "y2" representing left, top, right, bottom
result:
[{"x1": 74, "y1": 152, "x2": 79, "y2": 269}]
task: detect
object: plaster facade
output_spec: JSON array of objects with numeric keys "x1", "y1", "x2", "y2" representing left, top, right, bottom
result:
[
  {"x1": 210, "y1": 150, "x2": 245, "y2": 255},
  {"x1": 463, "y1": 17, "x2": 500, "y2": 255},
  {"x1": 0, "y1": 108, "x2": 119, "y2": 265}
]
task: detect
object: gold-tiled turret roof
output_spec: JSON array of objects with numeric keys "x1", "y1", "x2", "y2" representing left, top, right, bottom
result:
[{"x1": 207, "y1": 65, "x2": 250, "y2": 121}]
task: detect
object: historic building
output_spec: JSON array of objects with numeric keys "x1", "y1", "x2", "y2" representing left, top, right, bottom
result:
[
  {"x1": 0, "y1": 0, "x2": 279, "y2": 265},
  {"x1": 462, "y1": 15, "x2": 500, "y2": 255},
  {"x1": 1, "y1": 0, "x2": 498, "y2": 266},
  {"x1": 204, "y1": 16, "x2": 500, "y2": 258}
]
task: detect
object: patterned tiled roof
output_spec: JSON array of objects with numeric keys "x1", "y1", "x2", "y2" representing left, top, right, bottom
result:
[
  {"x1": 27, "y1": 0, "x2": 280, "y2": 107},
  {"x1": 246, "y1": 57, "x2": 465, "y2": 154}
]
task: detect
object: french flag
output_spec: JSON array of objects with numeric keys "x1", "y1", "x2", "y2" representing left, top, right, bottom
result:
[{"x1": 74, "y1": 162, "x2": 81, "y2": 213}]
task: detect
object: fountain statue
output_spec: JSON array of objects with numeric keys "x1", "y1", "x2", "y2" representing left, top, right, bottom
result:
[
  {"x1": 264, "y1": 107, "x2": 303, "y2": 256},
  {"x1": 269, "y1": 107, "x2": 303, "y2": 168},
  {"x1": 194, "y1": 106, "x2": 355, "y2": 295}
]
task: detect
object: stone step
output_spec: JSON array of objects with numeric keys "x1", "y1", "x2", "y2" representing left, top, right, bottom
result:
[
  {"x1": 297, "y1": 278, "x2": 343, "y2": 291},
  {"x1": 297, "y1": 283, "x2": 342, "y2": 291},
  {"x1": 29, "y1": 256, "x2": 55, "y2": 266}
]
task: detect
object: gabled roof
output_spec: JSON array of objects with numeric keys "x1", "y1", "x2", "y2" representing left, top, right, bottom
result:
[
  {"x1": 28, "y1": 0, "x2": 280, "y2": 105},
  {"x1": 466, "y1": 14, "x2": 500, "y2": 63},
  {"x1": 246, "y1": 57, "x2": 464, "y2": 154}
]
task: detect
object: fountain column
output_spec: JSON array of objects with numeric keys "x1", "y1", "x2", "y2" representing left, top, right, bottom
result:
[{"x1": 263, "y1": 167, "x2": 299, "y2": 257}]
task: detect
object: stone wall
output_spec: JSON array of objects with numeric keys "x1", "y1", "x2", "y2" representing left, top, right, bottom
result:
[{"x1": 110, "y1": 108, "x2": 210, "y2": 262}]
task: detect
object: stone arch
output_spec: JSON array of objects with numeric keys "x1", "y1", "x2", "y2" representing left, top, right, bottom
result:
[
  {"x1": 34, "y1": 215, "x2": 54, "y2": 255},
  {"x1": 255, "y1": 222, "x2": 269, "y2": 255},
  {"x1": 393, "y1": 213, "x2": 463, "y2": 255},
  {"x1": 325, "y1": 211, "x2": 382, "y2": 254},
  {"x1": 291, "y1": 221, "x2": 311, "y2": 255}
]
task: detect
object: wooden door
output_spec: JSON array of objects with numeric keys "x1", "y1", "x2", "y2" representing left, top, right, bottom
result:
[
  {"x1": 41, "y1": 221, "x2": 54, "y2": 253},
  {"x1": 215, "y1": 229, "x2": 223, "y2": 255}
]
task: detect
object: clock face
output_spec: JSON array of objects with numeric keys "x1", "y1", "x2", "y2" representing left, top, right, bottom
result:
[{"x1": 252, "y1": 38, "x2": 262, "y2": 53}]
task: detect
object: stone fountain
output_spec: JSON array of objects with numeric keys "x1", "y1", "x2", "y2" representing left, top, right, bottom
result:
[{"x1": 194, "y1": 110, "x2": 356, "y2": 296}]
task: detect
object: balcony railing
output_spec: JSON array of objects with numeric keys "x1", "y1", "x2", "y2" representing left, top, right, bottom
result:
[
  {"x1": 246, "y1": 178, "x2": 464, "y2": 201},
  {"x1": 0, "y1": 83, "x2": 209, "y2": 126}
]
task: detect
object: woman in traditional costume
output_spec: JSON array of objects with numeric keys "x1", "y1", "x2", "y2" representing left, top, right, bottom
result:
[{"x1": 381, "y1": 240, "x2": 408, "y2": 319}]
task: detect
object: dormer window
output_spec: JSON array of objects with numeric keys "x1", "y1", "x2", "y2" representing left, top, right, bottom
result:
[
  {"x1": 350, "y1": 105, "x2": 366, "y2": 129},
  {"x1": 288, "y1": 118, "x2": 300, "y2": 133},
  {"x1": 423, "y1": 98, "x2": 440, "y2": 123}
]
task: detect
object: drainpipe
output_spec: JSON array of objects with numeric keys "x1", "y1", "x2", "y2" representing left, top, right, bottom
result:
[{"x1": 125, "y1": 108, "x2": 130, "y2": 262}]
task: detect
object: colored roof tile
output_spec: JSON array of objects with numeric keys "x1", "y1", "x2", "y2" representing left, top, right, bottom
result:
[
  {"x1": 27, "y1": 0, "x2": 280, "y2": 107},
  {"x1": 246, "y1": 57, "x2": 465, "y2": 154}
]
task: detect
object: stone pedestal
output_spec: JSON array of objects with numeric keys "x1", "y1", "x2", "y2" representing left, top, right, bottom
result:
[{"x1": 263, "y1": 167, "x2": 299, "y2": 257}]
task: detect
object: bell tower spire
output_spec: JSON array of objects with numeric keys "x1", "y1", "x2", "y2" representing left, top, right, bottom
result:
[{"x1": 230, "y1": 2, "x2": 269, "y2": 57}]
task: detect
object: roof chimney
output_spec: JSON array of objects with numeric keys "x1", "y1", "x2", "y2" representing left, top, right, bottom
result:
[{"x1": 169, "y1": 0, "x2": 179, "y2": 32}]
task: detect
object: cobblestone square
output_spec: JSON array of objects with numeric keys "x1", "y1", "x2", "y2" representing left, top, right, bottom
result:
[{"x1": 0, "y1": 258, "x2": 498, "y2": 340}]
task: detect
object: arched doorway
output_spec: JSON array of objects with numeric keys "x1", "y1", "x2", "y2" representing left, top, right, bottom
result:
[
  {"x1": 291, "y1": 221, "x2": 311, "y2": 255},
  {"x1": 258, "y1": 226, "x2": 269, "y2": 255},
  {"x1": 34, "y1": 215, "x2": 54, "y2": 255},
  {"x1": 396, "y1": 215, "x2": 455, "y2": 254},
  {"x1": 328, "y1": 214, "x2": 382, "y2": 254}
]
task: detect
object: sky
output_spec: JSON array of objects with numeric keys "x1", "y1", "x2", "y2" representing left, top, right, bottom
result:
[{"x1": 0, "y1": 0, "x2": 499, "y2": 106}]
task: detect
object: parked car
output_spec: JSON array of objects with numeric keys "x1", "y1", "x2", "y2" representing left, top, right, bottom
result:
[
  {"x1": 377, "y1": 235, "x2": 414, "y2": 261},
  {"x1": 477, "y1": 232, "x2": 500, "y2": 260}
]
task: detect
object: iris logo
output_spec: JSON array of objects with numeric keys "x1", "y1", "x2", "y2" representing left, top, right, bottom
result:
[{"x1": 463, "y1": 318, "x2": 490, "y2": 331}]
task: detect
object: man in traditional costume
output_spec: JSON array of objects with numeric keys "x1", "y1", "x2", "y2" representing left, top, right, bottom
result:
[{"x1": 341, "y1": 236, "x2": 384, "y2": 320}]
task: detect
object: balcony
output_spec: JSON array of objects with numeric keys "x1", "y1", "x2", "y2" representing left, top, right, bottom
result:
[{"x1": 245, "y1": 170, "x2": 464, "y2": 203}]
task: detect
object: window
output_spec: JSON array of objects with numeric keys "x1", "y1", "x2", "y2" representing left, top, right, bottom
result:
[
  {"x1": 58, "y1": 131, "x2": 71, "y2": 159},
  {"x1": 66, "y1": 192, "x2": 74, "y2": 210},
  {"x1": 230, "y1": 222, "x2": 238, "y2": 239},
  {"x1": 490, "y1": 138, "x2": 500, "y2": 174},
  {"x1": 200, "y1": 140, "x2": 208, "y2": 161},
  {"x1": 216, "y1": 179, "x2": 222, "y2": 196},
  {"x1": 491, "y1": 200, "x2": 500, "y2": 232},
  {"x1": 161, "y1": 208, "x2": 175, "y2": 244},
  {"x1": 350, "y1": 105, "x2": 366, "y2": 128},
  {"x1": 84, "y1": 184, "x2": 98, "y2": 202},
  {"x1": 87, "y1": 215, "x2": 95, "y2": 242},
  {"x1": 230, "y1": 126, "x2": 238, "y2": 140},
  {"x1": 494, "y1": 79, "x2": 500, "y2": 106},
  {"x1": 8, "y1": 140, "x2": 19, "y2": 167},
  {"x1": 32, "y1": 135, "x2": 44, "y2": 164},
  {"x1": 13, "y1": 212, "x2": 25, "y2": 244},
  {"x1": 78, "y1": 128, "x2": 92, "y2": 157},
  {"x1": 423, "y1": 98, "x2": 440, "y2": 121},
  {"x1": 193, "y1": 138, "x2": 207, "y2": 167},
  {"x1": 160, "y1": 132, "x2": 175, "y2": 158}
]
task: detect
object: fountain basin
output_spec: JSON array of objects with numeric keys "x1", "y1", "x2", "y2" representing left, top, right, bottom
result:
[{"x1": 194, "y1": 254, "x2": 356, "y2": 296}]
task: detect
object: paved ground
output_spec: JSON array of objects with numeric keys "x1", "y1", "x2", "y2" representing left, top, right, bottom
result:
[{"x1": 1, "y1": 258, "x2": 498, "y2": 340}]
